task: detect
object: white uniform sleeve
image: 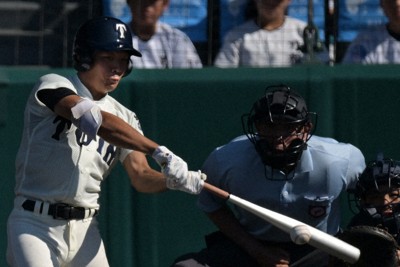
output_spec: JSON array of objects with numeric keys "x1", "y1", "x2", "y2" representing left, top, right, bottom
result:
[{"x1": 30, "y1": 74, "x2": 75, "y2": 116}]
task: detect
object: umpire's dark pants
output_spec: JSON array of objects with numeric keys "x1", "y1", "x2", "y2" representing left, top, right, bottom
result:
[{"x1": 171, "y1": 231, "x2": 328, "y2": 267}]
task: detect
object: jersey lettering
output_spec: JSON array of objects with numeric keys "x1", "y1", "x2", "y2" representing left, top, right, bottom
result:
[
  {"x1": 75, "y1": 128, "x2": 93, "y2": 146},
  {"x1": 52, "y1": 116, "x2": 72, "y2": 140},
  {"x1": 103, "y1": 139, "x2": 117, "y2": 165},
  {"x1": 97, "y1": 139, "x2": 117, "y2": 165},
  {"x1": 51, "y1": 116, "x2": 117, "y2": 166},
  {"x1": 116, "y1": 24, "x2": 127, "y2": 39},
  {"x1": 75, "y1": 129, "x2": 117, "y2": 166}
]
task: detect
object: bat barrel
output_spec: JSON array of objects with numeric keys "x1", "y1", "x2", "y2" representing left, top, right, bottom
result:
[
  {"x1": 308, "y1": 228, "x2": 360, "y2": 263},
  {"x1": 228, "y1": 195, "x2": 360, "y2": 264}
]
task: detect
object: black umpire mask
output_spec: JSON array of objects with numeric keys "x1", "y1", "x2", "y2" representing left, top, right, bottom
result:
[{"x1": 255, "y1": 137, "x2": 307, "y2": 174}]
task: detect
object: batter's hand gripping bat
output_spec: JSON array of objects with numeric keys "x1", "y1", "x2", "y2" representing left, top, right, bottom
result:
[{"x1": 203, "y1": 182, "x2": 360, "y2": 264}]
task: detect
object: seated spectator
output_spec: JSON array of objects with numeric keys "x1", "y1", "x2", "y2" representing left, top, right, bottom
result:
[
  {"x1": 341, "y1": 0, "x2": 400, "y2": 64},
  {"x1": 214, "y1": 0, "x2": 325, "y2": 67},
  {"x1": 126, "y1": 0, "x2": 203, "y2": 68}
]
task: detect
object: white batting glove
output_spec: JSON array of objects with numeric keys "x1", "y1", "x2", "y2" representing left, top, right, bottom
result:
[
  {"x1": 152, "y1": 146, "x2": 188, "y2": 178},
  {"x1": 167, "y1": 170, "x2": 207, "y2": 194},
  {"x1": 152, "y1": 146, "x2": 206, "y2": 194}
]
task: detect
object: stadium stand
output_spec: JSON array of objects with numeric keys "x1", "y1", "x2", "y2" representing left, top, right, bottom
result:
[{"x1": 0, "y1": 0, "x2": 389, "y2": 66}]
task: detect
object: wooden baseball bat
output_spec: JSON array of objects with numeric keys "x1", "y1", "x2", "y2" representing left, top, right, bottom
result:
[{"x1": 203, "y1": 182, "x2": 360, "y2": 264}]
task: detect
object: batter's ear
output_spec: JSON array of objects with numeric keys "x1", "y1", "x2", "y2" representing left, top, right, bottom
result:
[
  {"x1": 123, "y1": 59, "x2": 133, "y2": 77},
  {"x1": 73, "y1": 54, "x2": 92, "y2": 72}
]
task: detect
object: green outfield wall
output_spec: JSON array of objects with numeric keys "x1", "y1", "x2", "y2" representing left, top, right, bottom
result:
[{"x1": 2, "y1": 65, "x2": 400, "y2": 266}]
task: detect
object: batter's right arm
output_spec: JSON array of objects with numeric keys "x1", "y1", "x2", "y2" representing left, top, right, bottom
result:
[
  {"x1": 52, "y1": 93, "x2": 158, "y2": 154},
  {"x1": 49, "y1": 90, "x2": 205, "y2": 194}
]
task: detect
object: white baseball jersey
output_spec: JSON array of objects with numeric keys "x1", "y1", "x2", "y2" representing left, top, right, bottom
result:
[
  {"x1": 130, "y1": 22, "x2": 203, "y2": 68},
  {"x1": 14, "y1": 73, "x2": 143, "y2": 209},
  {"x1": 342, "y1": 24, "x2": 400, "y2": 64},
  {"x1": 214, "y1": 17, "x2": 307, "y2": 67}
]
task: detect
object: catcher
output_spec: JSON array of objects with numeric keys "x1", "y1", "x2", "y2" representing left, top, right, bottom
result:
[{"x1": 331, "y1": 155, "x2": 400, "y2": 267}]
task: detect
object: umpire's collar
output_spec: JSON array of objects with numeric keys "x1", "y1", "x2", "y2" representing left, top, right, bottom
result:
[{"x1": 295, "y1": 147, "x2": 313, "y2": 174}]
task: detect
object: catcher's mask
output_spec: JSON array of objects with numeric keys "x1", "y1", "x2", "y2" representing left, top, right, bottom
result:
[
  {"x1": 348, "y1": 154, "x2": 400, "y2": 239},
  {"x1": 242, "y1": 85, "x2": 317, "y2": 178},
  {"x1": 73, "y1": 16, "x2": 141, "y2": 76}
]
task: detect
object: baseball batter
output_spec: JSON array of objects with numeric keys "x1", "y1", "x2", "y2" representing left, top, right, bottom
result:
[{"x1": 6, "y1": 16, "x2": 205, "y2": 267}]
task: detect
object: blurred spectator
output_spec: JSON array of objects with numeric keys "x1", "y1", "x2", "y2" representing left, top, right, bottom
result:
[
  {"x1": 341, "y1": 0, "x2": 400, "y2": 64},
  {"x1": 126, "y1": 0, "x2": 203, "y2": 68},
  {"x1": 214, "y1": 0, "x2": 322, "y2": 67}
]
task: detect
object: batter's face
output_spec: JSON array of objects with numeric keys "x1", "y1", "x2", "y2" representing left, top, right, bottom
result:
[
  {"x1": 80, "y1": 51, "x2": 130, "y2": 100},
  {"x1": 128, "y1": 0, "x2": 169, "y2": 27},
  {"x1": 363, "y1": 186, "x2": 400, "y2": 217}
]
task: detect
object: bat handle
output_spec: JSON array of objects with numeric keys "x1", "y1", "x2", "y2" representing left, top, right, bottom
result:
[{"x1": 203, "y1": 182, "x2": 230, "y2": 199}]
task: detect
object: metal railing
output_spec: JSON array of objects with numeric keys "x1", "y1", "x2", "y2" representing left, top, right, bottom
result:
[{"x1": 0, "y1": 0, "x2": 101, "y2": 67}]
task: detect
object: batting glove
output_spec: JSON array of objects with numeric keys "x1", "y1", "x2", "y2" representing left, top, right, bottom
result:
[
  {"x1": 152, "y1": 146, "x2": 188, "y2": 177},
  {"x1": 167, "y1": 170, "x2": 207, "y2": 194},
  {"x1": 152, "y1": 146, "x2": 206, "y2": 194}
]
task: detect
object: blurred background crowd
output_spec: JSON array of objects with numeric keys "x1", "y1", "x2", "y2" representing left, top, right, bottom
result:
[{"x1": 0, "y1": 0, "x2": 388, "y2": 67}]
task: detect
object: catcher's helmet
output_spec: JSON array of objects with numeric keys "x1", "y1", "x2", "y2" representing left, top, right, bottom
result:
[
  {"x1": 73, "y1": 16, "x2": 141, "y2": 75},
  {"x1": 357, "y1": 156, "x2": 400, "y2": 196},
  {"x1": 242, "y1": 85, "x2": 316, "y2": 177},
  {"x1": 348, "y1": 154, "x2": 400, "y2": 240}
]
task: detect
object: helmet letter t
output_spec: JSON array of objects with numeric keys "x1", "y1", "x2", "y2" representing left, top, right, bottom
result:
[{"x1": 116, "y1": 24, "x2": 127, "y2": 39}]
